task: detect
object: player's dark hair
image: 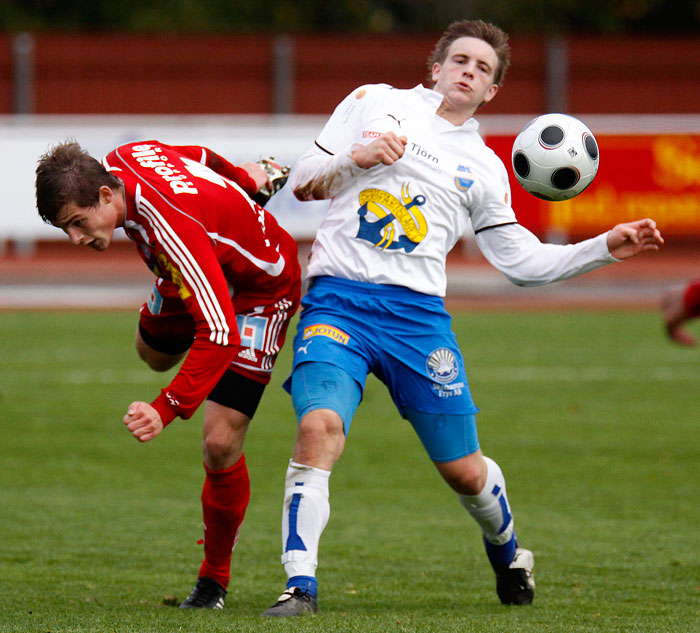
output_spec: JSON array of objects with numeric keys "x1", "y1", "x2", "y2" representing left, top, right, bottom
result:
[
  {"x1": 427, "y1": 19, "x2": 510, "y2": 87},
  {"x1": 35, "y1": 140, "x2": 123, "y2": 225}
]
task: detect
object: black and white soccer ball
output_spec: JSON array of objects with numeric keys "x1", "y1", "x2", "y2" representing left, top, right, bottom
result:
[{"x1": 511, "y1": 113, "x2": 600, "y2": 201}]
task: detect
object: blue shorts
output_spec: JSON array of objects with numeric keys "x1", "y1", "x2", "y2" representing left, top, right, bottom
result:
[{"x1": 284, "y1": 276, "x2": 480, "y2": 460}]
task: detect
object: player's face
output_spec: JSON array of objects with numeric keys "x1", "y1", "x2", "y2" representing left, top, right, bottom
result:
[
  {"x1": 431, "y1": 36, "x2": 499, "y2": 113},
  {"x1": 54, "y1": 186, "x2": 120, "y2": 252}
]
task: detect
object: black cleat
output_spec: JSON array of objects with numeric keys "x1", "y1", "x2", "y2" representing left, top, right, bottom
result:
[
  {"x1": 178, "y1": 577, "x2": 227, "y2": 609},
  {"x1": 496, "y1": 547, "x2": 535, "y2": 605},
  {"x1": 262, "y1": 587, "x2": 318, "y2": 617}
]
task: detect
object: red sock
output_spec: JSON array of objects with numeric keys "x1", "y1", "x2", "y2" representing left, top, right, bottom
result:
[{"x1": 198, "y1": 454, "x2": 251, "y2": 589}]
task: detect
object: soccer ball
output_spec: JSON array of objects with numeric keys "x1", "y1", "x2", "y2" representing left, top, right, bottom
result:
[{"x1": 511, "y1": 113, "x2": 600, "y2": 201}]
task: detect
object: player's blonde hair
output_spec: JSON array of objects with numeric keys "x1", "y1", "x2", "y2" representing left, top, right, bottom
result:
[{"x1": 427, "y1": 19, "x2": 511, "y2": 87}]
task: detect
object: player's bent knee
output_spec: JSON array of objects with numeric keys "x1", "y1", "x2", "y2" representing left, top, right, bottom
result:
[
  {"x1": 288, "y1": 361, "x2": 361, "y2": 468},
  {"x1": 202, "y1": 433, "x2": 242, "y2": 466},
  {"x1": 294, "y1": 410, "x2": 346, "y2": 468},
  {"x1": 290, "y1": 361, "x2": 362, "y2": 433},
  {"x1": 298, "y1": 409, "x2": 345, "y2": 441},
  {"x1": 435, "y1": 454, "x2": 487, "y2": 495},
  {"x1": 202, "y1": 434, "x2": 231, "y2": 463},
  {"x1": 202, "y1": 402, "x2": 252, "y2": 468}
]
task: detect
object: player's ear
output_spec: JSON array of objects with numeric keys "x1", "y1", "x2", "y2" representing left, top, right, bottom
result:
[
  {"x1": 431, "y1": 61, "x2": 442, "y2": 85},
  {"x1": 482, "y1": 83, "x2": 499, "y2": 104},
  {"x1": 98, "y1": 185, "x2": 114, "y2": 205}
]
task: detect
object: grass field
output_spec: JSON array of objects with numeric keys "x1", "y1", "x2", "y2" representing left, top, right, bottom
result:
[{"x1": 1, "y1": 309, "x2": 698, "y2": 633}]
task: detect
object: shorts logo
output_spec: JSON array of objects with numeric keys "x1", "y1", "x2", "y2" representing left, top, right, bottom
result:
[
  {"x1": 303, "y1": 324, "x2": 350, "y2": 345},
  {"x1": 426, "y1": 348, "x2": 459, "y2": 384},
  {"x1": 238, "y1": 348, "x2": 257, "y2": 361},
  {"x1": 235, "y1": 314, "x2": 269, "y2": 363},
  {"x1": 147, "y1": 285, "x2": 164, "y2": 315}
]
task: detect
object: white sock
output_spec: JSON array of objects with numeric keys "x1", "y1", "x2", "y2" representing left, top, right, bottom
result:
[
  {"x1": 457, "y1": 455, "x2": 514, "y2": 545},
  {"x1": 281, "y1": 460, "x2": 331, "y2": 579}
]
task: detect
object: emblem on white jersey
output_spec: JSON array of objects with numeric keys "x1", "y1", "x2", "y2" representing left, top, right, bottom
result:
[
  {"x1": 426, "y1": 348, "x2": 459, "y2": 384},
  {"x1": 355, "y1": 182, "x2": 427, "y2": 253},
  {"x1": 455, "y1": 165, "x2": 475, "y2": 191},
  {"x1": 387, "y1": 113, "x2": 406, "y2": 127}
]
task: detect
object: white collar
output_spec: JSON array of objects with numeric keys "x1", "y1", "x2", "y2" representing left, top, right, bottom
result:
[{"x1": 412, "y1": 84, "x2": 480, "y2": 132}]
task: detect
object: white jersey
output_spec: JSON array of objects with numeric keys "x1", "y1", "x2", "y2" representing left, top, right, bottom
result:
[{"x1": 291, "y1": 83, "x2": 618, "y2": 297}]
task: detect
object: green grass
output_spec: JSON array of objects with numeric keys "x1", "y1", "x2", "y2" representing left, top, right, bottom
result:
[{"x1": 1, "y1": 309, "x2": 698, "y2": 633}]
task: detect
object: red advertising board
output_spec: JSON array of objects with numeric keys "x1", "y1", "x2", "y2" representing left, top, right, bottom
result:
[{"x1": 485, "y1": 133, "x2": 700, "y2": 239}]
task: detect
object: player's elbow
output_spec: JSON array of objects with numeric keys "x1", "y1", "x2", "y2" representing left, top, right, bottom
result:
[
  {"x1": 293, "y1": 178, "x2": 333, "y2": 201},
  {"x1": 504, "y1": 273, "x2": 549, "y2": 288},
  {"x1": 293, "y1": 184, "x2": 312, "y2": 201},
  {"x1": 507, "y1": 275, "x2": 530, "y2": 287},
  {"x1": 293, "y1": 183, "x2": 321, "y2": 201}
]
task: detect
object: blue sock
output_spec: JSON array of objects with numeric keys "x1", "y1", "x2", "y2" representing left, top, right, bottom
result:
[
  {"x1": 484, "y1": 534, "x2": 517, "y2": 571},
  {"x1": 287, "y1": 575, "x2": 318, "y2": 598}
]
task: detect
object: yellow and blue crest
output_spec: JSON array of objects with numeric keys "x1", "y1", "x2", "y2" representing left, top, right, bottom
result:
[
  {"x1": 355, "y1": 183, "x2": 428, "y2": 253},
  {"x1": 455, "y1": 165, "x2": 474, "y2": 192}
]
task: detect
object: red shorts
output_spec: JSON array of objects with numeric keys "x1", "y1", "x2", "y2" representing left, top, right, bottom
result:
[{"x1": 138, "y1": 277, "x2": 299, "y2": 385}]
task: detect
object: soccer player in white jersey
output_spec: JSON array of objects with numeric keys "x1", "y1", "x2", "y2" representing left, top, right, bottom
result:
[{"x1": 262, "y1": 19, "x2": 664, "y2": 616}]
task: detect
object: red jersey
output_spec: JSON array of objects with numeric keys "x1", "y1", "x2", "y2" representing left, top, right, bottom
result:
[{"x1": 103, "y1": 141, "x2": 301, "y2": 425}]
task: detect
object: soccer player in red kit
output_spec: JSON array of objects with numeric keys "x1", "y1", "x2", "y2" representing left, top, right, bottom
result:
[{"x1": 35, "y1": 140, "x2": 301, "y2": 609}]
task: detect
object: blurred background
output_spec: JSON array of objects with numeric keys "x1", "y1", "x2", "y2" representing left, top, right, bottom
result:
[{"x1": 1, "y1": 0, "x2": 699, "y2": 308}]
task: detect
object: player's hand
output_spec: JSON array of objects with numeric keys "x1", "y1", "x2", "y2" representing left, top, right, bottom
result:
[
  {"x1": 251, "y1": 157, "x2": 291, "y2": 205},
  {"x1": 239, "y1": 161, "x2": 269, "y2": 191},
  {"x1": 606, "y1": 218, "x2": 664, "y2": 260},
  {"x1": 123, "y1": 401, "x2": 164, "y2": 442},
  {"x1": 351, "y1": 132, "x2": 408, "y2": 169}
]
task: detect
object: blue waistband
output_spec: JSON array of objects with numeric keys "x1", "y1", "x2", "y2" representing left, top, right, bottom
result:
[{"x1": 309, "y1": 275, "x2": 442, "y2": 304}]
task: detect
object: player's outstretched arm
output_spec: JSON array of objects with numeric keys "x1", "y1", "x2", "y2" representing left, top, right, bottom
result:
[
  {"x1": 351, "y1": 132, "x2": 408, "y2": 169},
  {"x1": 606, "y1": 218, "x2": 664, "y2": 260},
  {"x1": 292, "y1": 131, "x2": 406, "y2": 202},
  {"x1": 123, "y1": 401, "x2": 164, "y2": 442}
]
